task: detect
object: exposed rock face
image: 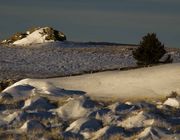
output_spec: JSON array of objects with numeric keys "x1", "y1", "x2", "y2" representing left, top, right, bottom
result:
[{"x1": 0, "y1": 27, "x2": 66, "y2": 45}]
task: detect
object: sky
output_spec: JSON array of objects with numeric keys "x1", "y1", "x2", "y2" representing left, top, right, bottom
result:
[{"x1": 0, "y1": 0, "x2": 179, "y2": 48}]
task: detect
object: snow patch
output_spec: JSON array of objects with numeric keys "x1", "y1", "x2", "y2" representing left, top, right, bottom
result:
[
  {"x1": 42, "y1": 63, "x2": 180, "y2": 100},
  {"x1": 13, "y1": 27, "x2": 54, "y2": 45},
  {"x1": 163, "y1": 98, "x2": 180, "y2": 108}
]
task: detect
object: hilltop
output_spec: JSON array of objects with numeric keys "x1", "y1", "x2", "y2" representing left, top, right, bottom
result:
[{"x1": 0, "y1": 27, "x2": 66, "y2": 45}]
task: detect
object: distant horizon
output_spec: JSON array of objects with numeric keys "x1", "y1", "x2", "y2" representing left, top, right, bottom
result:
[{"x1": 0, "y1": 0, "x2": 179, "y2": 48}]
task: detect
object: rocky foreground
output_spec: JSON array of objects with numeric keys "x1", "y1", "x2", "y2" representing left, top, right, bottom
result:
[{"x1": 0, "y1": 89, "x2": 179, "y2": 140}]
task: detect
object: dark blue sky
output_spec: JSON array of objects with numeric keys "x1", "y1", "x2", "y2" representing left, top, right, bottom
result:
[{"x1": 0, "y1": 0, "x2": 179, "y2": 47}]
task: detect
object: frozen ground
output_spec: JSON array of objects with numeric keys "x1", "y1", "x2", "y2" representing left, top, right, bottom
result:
[
  {"x1": 0, "y1": 41, "x2": 180, "y2": 81},
  {"x1": 0, "y1": 41, "x2": 180, "y2": 139},
  {"x1": 0, "y1": 64, "x2": 180, "y2": 139}
]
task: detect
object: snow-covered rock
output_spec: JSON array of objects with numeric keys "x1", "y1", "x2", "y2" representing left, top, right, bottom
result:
[
  {"x1": 163, "y1": 97, "x2": 180, "y2": 108},
  {"x1": 13, "y1": 27, "x2": 53, "y2": 45},
  {"x1": 135, "y1": 126, "x2": 177, "y2": 140},
  {"x1": 119, "y1": 111, "x2": 155, "y2": 129},
  {"x1": 88, "y1": 108, "x2": 121, "y2": 126},
  {"x1": 52, "y1": 96, "x2": 97, "y2": 120},
  {"x1": 1, "y1": 27, "x2": 66, "y2": 45},
  {"x1": 108, "y1": 102, "x2": 136, "y2": 114},
  {"x1": 91, "y1": 125, "x2": 125, "y2": 140},
  {"x1": 66, "y1": 118, "x2": 102, "y2": 133},
  {"x1": 22, "y1": 97, "x2": 56, "y2": 111}
]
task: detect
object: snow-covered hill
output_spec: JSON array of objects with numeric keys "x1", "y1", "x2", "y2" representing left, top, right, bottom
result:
[
  {"x1": 13, "y1": 27, "x2": 54, "y2": 45},
  {"x1": 1, "y1": 27, "x2": 66, "y2": 45},
  {"x1": 3, "y1": 63, "x2": 180, "y2": 100}
]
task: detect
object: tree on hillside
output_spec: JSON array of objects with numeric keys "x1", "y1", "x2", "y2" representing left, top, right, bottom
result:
[{"x1": 133, "y1": 33, "x2": 166, "y2": 66}]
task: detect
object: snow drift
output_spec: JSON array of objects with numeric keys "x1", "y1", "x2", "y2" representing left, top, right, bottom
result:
[
  {"x1": 50, "y1": 63, "x2": 180, "y2": 100},
  {"x1": 2, "y1": 63, "x2": 180, "y2": 100}
]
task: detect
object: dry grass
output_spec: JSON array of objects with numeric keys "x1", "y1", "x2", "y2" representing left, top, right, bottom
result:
[
  {"x1": 0, "y1": 79, "x2": 17, "y2": 92},
  {"x1": 108, "y1": 134, "x2": 125, "y2": 140}
]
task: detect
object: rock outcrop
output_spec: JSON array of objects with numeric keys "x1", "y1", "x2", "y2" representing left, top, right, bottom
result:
[{"x1": 1, "y1": 27, "x2": 66, "y2": 45}]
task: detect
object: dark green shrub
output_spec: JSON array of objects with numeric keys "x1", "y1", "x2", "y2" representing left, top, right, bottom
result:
[{"x1": 133, "y1": 33, "x2": 166, "y2": 66}]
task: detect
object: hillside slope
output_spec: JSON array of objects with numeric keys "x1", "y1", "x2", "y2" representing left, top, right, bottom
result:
[
  {"x1": 1, "y1": 43, "x2": 180, "y2": 81},
  {"x1": 3, "y1": 63, "x2": 180, "y2": 100}
]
